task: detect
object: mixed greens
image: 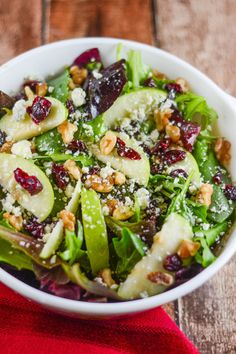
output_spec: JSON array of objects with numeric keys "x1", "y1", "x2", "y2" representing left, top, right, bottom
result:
[{"x1": 0, "y1": 46, "x2": 235, "y2": 301}]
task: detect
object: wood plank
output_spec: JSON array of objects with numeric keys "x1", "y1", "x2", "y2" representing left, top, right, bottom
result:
[
  {"x1": 0, "y1": 0, "x2": 43, "y2": 64},
  {"x1": 47, "y1": 0, "x2": 154, "y2": 45},
  {"x1": 156, "y1": 0, "x2": 236, "y2": 96},
  {"x1": 156, "y1": 0, "x2": 236, "y2": 351}
]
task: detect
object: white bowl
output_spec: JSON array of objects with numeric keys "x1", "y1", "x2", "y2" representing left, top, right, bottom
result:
[{"x1": 0, "y1": 37, "x2": 235, "y2": 319}]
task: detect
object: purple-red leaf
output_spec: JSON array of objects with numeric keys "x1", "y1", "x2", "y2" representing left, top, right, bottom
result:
[{"x1": 73, "y1": 48, "x2": 102, "y2": 68}]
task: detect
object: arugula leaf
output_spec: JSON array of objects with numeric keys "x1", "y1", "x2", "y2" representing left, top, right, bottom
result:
[
  {"x1": 176, "y1": 92, "x2": 217, "y2": 129},
  {"x1": 112, "y1": 227, "x2": 146, "y2": 280},
  {"x1": 186, "y1": 200, "x2": 208, "y2": 223},
  {"x1": 0, "y1": 238, "x2": 33, "y2": 271},
  {"x1": 34, "y1": 128, "x2": 64, "y2": 154},
  {"x1": 59, "y1": 222, "x2": 86, "y2": 265},
  {"x1": 48, "y1": 69, "x2": 70, "y2": 103},
  {"x1": 34, "y1": 153, "x2": 94, "y2": 167},
  {"x1": 126, "y1": 50, "x2": 150, "y2": 89},
  {"x1": 204, "y1": 221, "x2": 228, "y2": 247}
]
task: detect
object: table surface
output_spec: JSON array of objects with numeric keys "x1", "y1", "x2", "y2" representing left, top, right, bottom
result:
[{"x1": 1, "y1": 0, "x2": 236, "y2": 352}]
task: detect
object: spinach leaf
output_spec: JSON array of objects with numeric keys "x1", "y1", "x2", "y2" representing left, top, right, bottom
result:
[
  {"x1": 48, "y1": 69, "x2": 70, "y2": 103},
  {"x1": 34, "y1": 128, "x2": 65, "y2": 154},
  {"x1": 204, "y1": 221, "x2": 228, "y2": 247},
  {"x1": 112, "y1": 227, "x2": 146, "y2": 280},
  {"x1": 208, "y1": 185, "x2": 234, "y2": 223},
  {"x1": 195, "y1": 238, "x2": 216, "y2": 267}
]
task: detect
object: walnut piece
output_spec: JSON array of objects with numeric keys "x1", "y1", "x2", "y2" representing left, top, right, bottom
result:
[
  {"x1": 154, "y1": 108, "x2": 173, "y2": 131},
  {"x1": 113, "y1": 171, "x2": 126, "y2": 185},
  {"x1": 214, "y1": 138, "x2": 231, "y2": 167},
  {"x1": 0, "y1": 141, "x2": 13, "y2": 153},
  {"x1": 100, "y1": 131, "x2": 117, "y2": 155},
  {"x1": 165, "y1": 124, "x2": 181, "y2": 143},
  {"x1": 112, "y1": 205, "x2": 134, "y2": 221},
  {"x1": 147, "y1": 271, "x2": 174, "y2": 286},
  {"x1": 99, "y1": 268, "x2": 116, "y2": 287},
  {"x1": 3, "y1": 212, "x2": 23, "y2": 231},
  {"x1": 84, "y1": 174, "x2": 113, "y2": 193},
  {"x1": 177, "y1": 239, "x2": 201, "y2": 259},
  {"x1": 106, "y1": 199, "x2": 119, "y2": 215},
  {"x1": 69, "y1": 65, "x2": 88, "y2": 86},
  {"x1": 59, "y1": 210, "x2": 75, "y2": 231},
  {"x1": 64, "y1": 159, "x2": 81, "y2": 180},
  {"x1": 196, "y1": 183, "x2": 213, "y2": 207},
  {"x1": 36, "y1": 82, "x2": 48, "y2": 97},
  {"x1": 175, "y1": 77, "x2": 190, "y2": 93},
  {"x1": 152, "y1": 69, "x2": 168, "y2": 80},
  {"x1": 57, "y1": 120, "x2": 78, "y2": 144}
]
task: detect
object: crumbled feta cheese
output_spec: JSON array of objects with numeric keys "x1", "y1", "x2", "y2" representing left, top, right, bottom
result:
[
  {"x1": 11, "y1": 140, "x2": 32, "y2": 159},
  {"x1": 65, "y1": 184, "x2": 75, "y2": 198},
  {"x1": 124, "y1": 196, "x2": 133, "y2": 207},
  {"x1": 71, "y1": 87, "x2": 86, "y2": 107},
  {"x1": 82, "y1": 123, "x2": 94, "y2": 137},
  {"x1": 150, "y1": 129, "x2": 159, "y2": 142},
  {"x1": 2, "y1": 193, "x2": 16, "y2": 213},
  {"x1": 82, "y1": 167, "x2": 89, "y2": 174},
  {"x1": 102, "y1": 205, "x2": 110, "y2": 216},
  {"x1": 48, "y1": 86, "x2": 54, "y2": 93},
  {"x1": 12, "y1": 99, "x2": 27, "y2": 121},
  {"x1": 135, "y1": 188, "x2": 150, "y2": 209},
  {"x1": 100, "y1": 163, "x2": 114, "y2": 179},
  {"x1": 93, "y1": 70, "x2": 103, "y2": 79}
]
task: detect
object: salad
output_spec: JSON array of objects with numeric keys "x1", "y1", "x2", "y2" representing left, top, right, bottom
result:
[{"x1": 0, "y1": 46, "x2": 235, "y2": 302}]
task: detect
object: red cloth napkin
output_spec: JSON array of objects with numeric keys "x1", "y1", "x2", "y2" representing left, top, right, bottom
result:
[{"x1": 0, "y1": 283, "x2": 199, "y2": 354}]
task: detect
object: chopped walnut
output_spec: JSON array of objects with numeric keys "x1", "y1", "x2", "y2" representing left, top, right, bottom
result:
[
  {"x1": 177, "y1": 239, "x2": 201, "y2": 259},
  {"x1": 64, "y1": 159, "x2": 81, "y2": 180},
  {"x1": 112, "y1": 205, "x2": 134, "y2": 221},
  {"x1": 100, "y1": 131, "x2": 117, "y2": 155},
  {"x1": 3, "y1": 212, "x2": 23, "y2": 231},
  {"x1": 175, "y1": 77, "x2": 190, "y2": 93},
  {"x1": 165, "y1": 124, "x2": 181, "y2": 143},
  {"x1": 57, "y1": 120, "x2": 78, "y2": 144},
  {"x1": 68, "y1": 78, "x2": 76, "y2": 90},
  {"x1": 154, "y1": 108, "x2": 173, "y2": 131},
  {"x1": 152, "y1": 69, "x2": 168, "y2": 80},
  {"x1": 147, "y1": 271, "x2": 174, "y2": 286},
  {"x1": 214, "y1": 138, "x2": 231, "y2": 167},
  {"x1": 106, "y1": 199, "x2": 119, "y2": 215},
  {"x1": 113, "y1": 171, "x2": 126, "y2": 185},
  {"x1": 24, "y1": 86, "x2": 35, "y2": 101},
  {"x1": 69, "y1": 65, "x2": 88, "y2": 86},
  {"x1": 84, "y1": 174, "x2": 113, "y2": 193},
  {"x1": 59, "y1": 210, "x2": 75, "y2": 231},
  {"x1": 36, "y1": 82, "x2": 48, "y2": 97},
  {"x1": 99, "y1": 268, "x2": 116, "y2": 287},
  {"x1": 196, "y1": 183, "x2": 213, "y2": 207},
  {"x1": 0, "y1": 141, "x2": 13, "y2": 153}
]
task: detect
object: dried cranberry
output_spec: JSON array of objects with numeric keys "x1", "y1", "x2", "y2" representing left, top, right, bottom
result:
[
  {"x1": 14, "y1": 168, "x2": 43, "y2": 195},
  {"x1": 170, "y1": 169, "x2": 188, "y2": 179},
  {"x1": 23, "y1": 80, "x2": 39, "y2": 93},
  {"x1": 175, "y1": 264, "x2": 204, "y2": 281},
  {"x1": 66, "y1": 99, "x2": 76, "y2": 116},
  {"x1": 73, "y1": 48, "x2": 102, "y2": 68},
  {"x1": 163, "y1": 253, "x2": 183, "y2": 272},
  {"x1": 68, "y1": 140, "x2": 87, "y2": 153},
  {"x1": 88, "y1": 59, "x2": 127, "y2": 118},
  {"x1": 162, "y1": 150, "x2": 186, "y2": 165},
  {"x1": 165, "y1": 82, "x2": 183, "y2": 94},
  {"x1": 89, "y1": 166, "x2": 101, "y2": 175},
  {"x1": 27, "y1": 96, "x2": 52, "y2": 124},
  {"x1": 212, "y1": 171, "x2": 223, "y2": 185},
  {"x1": 51, "y1": 163, "x2": 69, "y2": 190},
  {"x1": 151, "y1": 163, "x2": 164, "y2": 175},
  {"x1": 143, "y1": 78, "x2": 157, "y2": 88},
  {"x1": 24, "y1": 218, "x2": 45, "y2": 238},
  {"x1": 151, "y1": 138, "x2": 171, "y2": 156},
  {"x1": 116, "y1": 137, "x2": 141, "y2": 160},
  {"x1": 224, "y1": 184, "x2": 236, "y2": 201},
  {"x1": 141, "y1": 144, "x2": 151, "y2": 156},
  {"x1": 169, "y1": 112, "x2": 200, "y2": 152},
  {"x1": 0, "y1": 130, "x2": 6, "y2": 147}
]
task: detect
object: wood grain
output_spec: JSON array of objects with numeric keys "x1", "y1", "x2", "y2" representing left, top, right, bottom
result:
[
  {"x1": 156, "y1": 0, "x2": 236, "y2": 96},
  {"x1": 47, "y1": 0, "x2": 154, "y2": 44},
  {"x1": 0, "y1": 0, "x2": 42, "y2": 64},
  {"x1": 156, "y1": 1, "x2": 236, "y2": 352}
]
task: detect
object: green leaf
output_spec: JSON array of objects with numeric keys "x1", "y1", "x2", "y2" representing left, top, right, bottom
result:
[
  {"x1": 208, "y1": 185, "x2": 234, "y2": 223},
  {"x1": 0, "y1": 238, "x2": 33, "y2": 271},
  {"x1": 204, "y1": 221, "x2": 228, "y2": 247},
  {"x1": 34, "y1": 153, "x2": 94, "y2": 167},
  {"x1": 34, "y1": 128, "x2": 64, "y2": 155},
  {"x1": 195, "y1": 238, "x2": 216, "y2": 267},
  {"x1": 176, "y1": 92, "x2": 218, "y2": 129},
  {"x1": 112, "y1": 227, "x2": 146, "y2": 280},
  {"x1": 126, "y1": 50, "x2": 150, "y2": 89},
  {"x1": 48, "y1": 69, "x2": 70, "y2": 103}
]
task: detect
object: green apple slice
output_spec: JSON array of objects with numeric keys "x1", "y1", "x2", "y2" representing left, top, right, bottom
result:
[
  {"x1": 0, "y1": 97, "x2": 67, "y2": 141},
  {"x1": 90, "y1": 132, "x2": 150, "y2": 186},
  {"x1": 167, "y1": 151, "x2": 201, "y2": 187},
  {"x1": 102, "y1": 88, "x2": 167, "y2": 128},
  {"x1": 0, "y1": 153, "x2": 54, "y2": 221},
  {"x1": 118, "y1": 213, "x2": 193, "y2": 299}
]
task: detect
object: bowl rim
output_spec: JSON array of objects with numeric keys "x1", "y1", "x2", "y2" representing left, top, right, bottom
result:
[{"x1": 0, "y1": 36, "x2": 236, "y2": 316}]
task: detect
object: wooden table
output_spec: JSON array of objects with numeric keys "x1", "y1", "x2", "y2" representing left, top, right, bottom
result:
[{"x1": 1, "y1": 0, "x2": 236, "y2": 352}]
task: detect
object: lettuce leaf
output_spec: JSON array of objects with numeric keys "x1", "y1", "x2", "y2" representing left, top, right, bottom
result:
[
  {"x1": 48, "y1": 69, "x2": 70, "y2": 103},
  {"x1": 0, "y1": 238, "x2": 33, "y2": 271},
  {"x1": 126, "y1": 50, "x2": 150, "y2": 89}
]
